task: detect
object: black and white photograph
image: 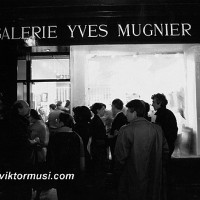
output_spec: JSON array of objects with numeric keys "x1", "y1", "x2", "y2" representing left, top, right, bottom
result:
[{"x1": 0, "y1": 0, "x2": 200, "y2": 200}]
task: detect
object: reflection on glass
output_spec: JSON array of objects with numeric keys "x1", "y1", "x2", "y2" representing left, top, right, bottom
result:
[
  {"x1": 17, "y1": 60, "x2": 26, "y2": 80},
  {"x1": 32, "y1": 58, "x2": 70, "y2": 80},
  {"x1": 17, "y1": 83, "x2": 27, "y2": 101}
]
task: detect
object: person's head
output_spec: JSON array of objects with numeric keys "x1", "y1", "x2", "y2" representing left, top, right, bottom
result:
[
  {"x1": 141, "y1": 100, "x2": 151, "y2": 121},
  {"x1": 49, "y1": 104, "x2": 56, "y2": 112},
  {"x1": 11, "y1": 100, "x2": 30, "y2": 117},
  {"x1": 56, "y1": 101, "x2": 63, "y2": 110},
  {"x1": 73, "y1": 106, "x2": 91, "y2": 123},
  {"x1": 29, "y1": 109, "x2": 42, "y2": 123},
  {"x1": 141, "y1": 100, "x2": 150, "y2": 115},
  {"x1": 126, "y1": 99, "x2": 145, "y2": 122},
  {"x1": 90, "y1": 103, "x2": 106, "y2": 117},
  {"x1": 112, "y1": 98, "x2": 124, "y2": 116},
  {"x1": 151, "y1": 93, "x2": 168, "y2": 111},
  {"x1": 38, "y1": 106, "x2": 45, "y2": 115},
  {"x1": 65, "y1": 100, "x2": 70, "y2": 108},
  {"x1": 58, "y1": 112, "x2": 74, "y2": 128}
]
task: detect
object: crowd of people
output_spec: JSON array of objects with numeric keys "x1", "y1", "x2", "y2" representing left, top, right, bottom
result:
[{"x1": 0, "y1": 93, "x2": 178, "y2": 200}]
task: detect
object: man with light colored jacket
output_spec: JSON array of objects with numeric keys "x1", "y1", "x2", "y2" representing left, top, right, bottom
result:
[{"x1": 115, "y1": 99, "x2": 169, "y2": 200}]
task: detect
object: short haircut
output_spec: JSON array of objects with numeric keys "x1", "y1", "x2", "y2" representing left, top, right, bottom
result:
[
  {"x1": 56, "y1": 101, "x2": 62, "y2": 107},
  {"x1": 59, "y1": 112, "x2": 74, "y2": 128},
  {"x1": 73, "y1": 106, "x2": 91, "y2": 122},
  {"x1": 151, "y1": 93, "x2": 168, "y2": 107},
  {"x1": 90, "y1": 103, "x2": 106, "y2": 115},
  {"x1": 126, "y1": 99, "x2": 145, "y2": 117},
  {"x1": 141, "y1": 101, "x2": 150, "y2": 113},
  {"x1": 65, "y1": 100, "x2": 70, "y2": 107},
  {"x1": 112, "y1": 98, "x2": 123, "y2": 110},
  {"x1": 11, "y1": 100, "x2": 27, "y2": 115},
  {"x1": 49, "y1": 104, "x2": 56, "y2": 110},
  {"x1": 30, "y1": 109, "x2": 41, "y2": 120}
]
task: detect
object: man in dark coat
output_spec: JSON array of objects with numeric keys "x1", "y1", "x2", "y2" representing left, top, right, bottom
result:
[
  {"x1": 151, "y1": 93, "x2": 178, "y2": 157},
  {"x1": 151, "y1": 93, "x2": 178, "y2": 200},
  {"x1": 107, "y1": 99, "x2": 127, "y2": 171},
  {"x1": 5, "y1": 100, "x2": 37, "y2": 200}
]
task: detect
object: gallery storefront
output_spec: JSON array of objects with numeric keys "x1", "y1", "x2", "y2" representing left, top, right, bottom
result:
[{"x1": 1, "y1": 1, "x2": 200, "y2": 161}]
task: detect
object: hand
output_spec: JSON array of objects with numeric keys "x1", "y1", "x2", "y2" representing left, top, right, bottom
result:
[
  {"x1": 29, "y1": 137, "x2": 40, "y2": 145},
  {"x1": 106, "y1": 128, "x2": 111, "y2": 134},
  {"x1": 114, "y1": 130, "x2": 119, "y2": 136},
  {"x1": 34, "y1": 137, "x2": 40, "y2": 143},
  {"x1": 107, "y1": 133, "x2": 114, "y2": 139}
]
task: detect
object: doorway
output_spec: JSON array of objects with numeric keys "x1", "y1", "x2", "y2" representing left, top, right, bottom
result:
[{"x1": 17, "y1": 54, "x2": 71, "y2": 119}]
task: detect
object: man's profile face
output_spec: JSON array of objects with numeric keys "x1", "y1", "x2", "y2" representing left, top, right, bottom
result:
[
  {"x1": 111, "y1": 104, "x2": 117, "y2": 116},
  {"x1": 126, "y1": 108, "x2": 136, "y2": 122},
  {"x1": 152, "y1": 98, "x2": 161, "y2": 111},
  {"x1": 98, "y1": 106, "x2": 106, "y2": 117}
]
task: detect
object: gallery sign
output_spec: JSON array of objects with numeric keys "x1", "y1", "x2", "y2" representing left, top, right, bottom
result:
[{"x1": 0, "y1": 18, "x2": 198, "y2": 45}]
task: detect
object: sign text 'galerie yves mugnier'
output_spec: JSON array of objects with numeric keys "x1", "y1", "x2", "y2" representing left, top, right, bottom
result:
[{"x1": 0, "y1": 23, "x2": 192, "y2": 40}]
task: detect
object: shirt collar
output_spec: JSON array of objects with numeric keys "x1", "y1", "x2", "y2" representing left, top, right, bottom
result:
[{"x1": 114, "y1": 111, "x2": 123, "y2": 118}]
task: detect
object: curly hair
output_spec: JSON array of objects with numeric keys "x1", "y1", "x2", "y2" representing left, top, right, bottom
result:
[{"x1": 151, "y1": 93, "x2": 168, "y2": 107}]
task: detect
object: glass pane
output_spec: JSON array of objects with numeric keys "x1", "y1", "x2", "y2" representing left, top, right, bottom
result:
[
  {"x1": 31, "y1": 58, "x2": 70, "y2": 80},
  {"x1": 17, "y1": 82, "x2": 27, "y2": 101},
  {"x1": 17, "y1": 60, "x2": 26, "y2": 80},
  {"x1": 71, "y1": 44, "x2": 198, "y2": 158},
  {"x1": 86, "y1": 53, "x2": 186, "y2": 109},
  {"x1": 30, "y1": 82, "x2": 71, "y2": 121}
]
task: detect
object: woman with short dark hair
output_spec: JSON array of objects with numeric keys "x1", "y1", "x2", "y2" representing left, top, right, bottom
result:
[
  {"x1": 90, "y1": 102, "x2": 107, "y2": 198},
  {"x1": 73, "y1": 106, "x2": 92, "y2": 173},
  {"x1": 49, "y1": 112, "x2": 85, "y2": 200}
]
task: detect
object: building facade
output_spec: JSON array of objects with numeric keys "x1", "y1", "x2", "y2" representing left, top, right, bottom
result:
[{"x1": 1, "y1": 1, "x2": 200, "y2": 197}]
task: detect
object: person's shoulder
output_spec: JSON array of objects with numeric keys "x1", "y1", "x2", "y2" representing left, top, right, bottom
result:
[
  {"x1": 70, "y1": 131, "x2": 83, "y2": 145},
  {"x1": 48, "y1": 111, "x2": 55, "y2": 117},
  {"x1": 114, "y1": 112, "x2": 127, "y2": 122},
  {"x1": 165, "y1": 108, "x2": 173, "y2": 113},
  {"x1": 151, "y1": 122, "x2": 163, "y2": 132},
  {"x1": 118, "y1": 112, "x2": 126, "y2": 118},
  {"x1": 165, "y1": 108, "x2": 177, "y2": 118},
  {"x1": 38, "y1": 120, "x2": 48, "y2": 129},
  {"x1": 67, "y1": 130, "x2": 81, "y2": 139},
  {"x1": 119, "y1": 122, "x2": 131, "y2": 132},
  {"x1": 91, "y1": 114, "x2": 97, "y2": 120},
  {"x1": 91, "y1": 115, "x2": 101, "y2": 123}
]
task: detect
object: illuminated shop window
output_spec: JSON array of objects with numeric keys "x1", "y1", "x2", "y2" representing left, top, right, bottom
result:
[
  {"x1": 31, "y1": 82, "x2": 71, "y2": 119},
  {"x1": 31, "y1": 57, "x2": 71, "y2": 117},
  {"x1": 71, "y1": 44, "x2": 200, "y2": 158},
  {"x1": 32, "y1": 58, "x2": 70, "y2": 80}
]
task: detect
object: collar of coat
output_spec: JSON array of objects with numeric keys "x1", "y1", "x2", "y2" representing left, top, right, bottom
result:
[{"x1": 129, "y1": 117, "x2": 148, "y2": 124}]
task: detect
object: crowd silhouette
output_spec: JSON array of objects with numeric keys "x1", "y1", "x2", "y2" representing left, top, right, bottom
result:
[{"x1": 0, "y1": 93, "x2": 179, "y2": 200}]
